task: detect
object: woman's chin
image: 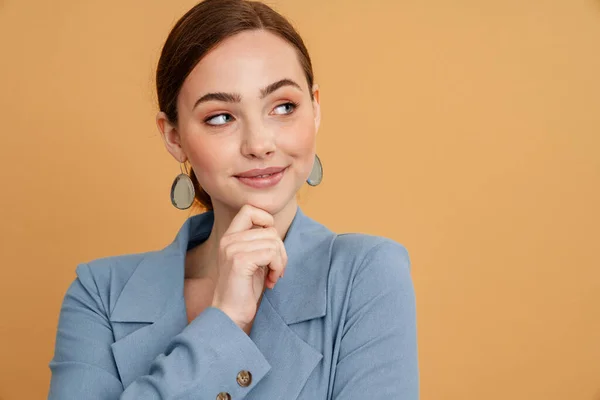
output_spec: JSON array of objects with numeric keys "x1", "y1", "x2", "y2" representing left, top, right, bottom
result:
[
  {"x1": 213, "y1": 174, "x2": 300, "y2": 215},
  {"x1": 242, "y1": 195, "x2": 289, "y2": 214},
  {"x1": 226, "y1": 191, "x2": 294, "y2": 215}
]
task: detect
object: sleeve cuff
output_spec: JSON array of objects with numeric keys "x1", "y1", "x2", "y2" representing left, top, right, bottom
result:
[{"x1": 176, "y1": 306, "x2": 271, "y2": 398}]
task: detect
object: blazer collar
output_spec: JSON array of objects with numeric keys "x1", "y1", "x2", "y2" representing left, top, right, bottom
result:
[{"x1": 110, "y1": 206, "x2": 336, "y2": 325}]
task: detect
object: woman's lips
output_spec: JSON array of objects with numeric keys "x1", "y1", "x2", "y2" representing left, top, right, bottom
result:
[{"x1": 235, "y1": 167, "x2": 287, "y2": 189}]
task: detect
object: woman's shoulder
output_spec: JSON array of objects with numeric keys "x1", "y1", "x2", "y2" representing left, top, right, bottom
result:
[
  {"x1": 66, "y1": 249, "x2": 166, "y2": 315},
  {"x1": 327, "y1": 232, "x2": 412, "y2": 294},
  {"x1": 331, "y1": 232, "x2": 410, "y2": 271},
  {"x1": 324, "y1": 232, "x2": 415, "y2": 327},
  {"x1": 74, "y1": 251, "x2": 150, "y2": 283}
]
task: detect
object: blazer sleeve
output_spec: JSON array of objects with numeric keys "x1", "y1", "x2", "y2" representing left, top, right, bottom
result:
[
  {"x1": 48, "y1": 264, "x2": 271, "y2": 400},
  {"x1": 331, "y1": 239, "x2": 419, "y2": 399}
]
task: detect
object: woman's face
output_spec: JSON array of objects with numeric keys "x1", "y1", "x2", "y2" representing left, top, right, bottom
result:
[{"x1": 158, "y1": 29, "x2": 321, "y2": 216}]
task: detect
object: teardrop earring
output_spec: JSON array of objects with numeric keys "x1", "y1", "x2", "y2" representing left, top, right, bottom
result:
[
  {"x1": 306, "y1": 154, "x2": 323, "y2": 186},
  {"x1": 170, "y1": 160, "x2": 195, "y2": 210}
]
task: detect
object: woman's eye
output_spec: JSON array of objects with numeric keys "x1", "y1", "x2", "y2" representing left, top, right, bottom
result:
[
  {"x1": 273, "y1": 102, "x2": 297, "y2": 115},
  {"x1": 204, "y1": 103, "x2": 296, "y2": 126},
  {"x1": 205, "y1": 114, "x2": 233, "y2": 126}
]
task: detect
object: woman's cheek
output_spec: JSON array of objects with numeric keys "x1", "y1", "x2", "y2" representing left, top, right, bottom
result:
[
  {"x1": 186, "y1": 137, "x2": 225, "y2": 188},
  {"x1": 280, "y1": 116, "x2": 316, "y2": 152},
  {"x1": 282, "y1": 125, "x2": 316, "y2": 181}
]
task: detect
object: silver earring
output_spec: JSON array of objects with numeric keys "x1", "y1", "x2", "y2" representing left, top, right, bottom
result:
[
  {"x1": 170, "y1": 161, "x2": 195, "y2": 210},
  {"x1": 306, "y1": 154, "x2": 323, "y2": 186}
]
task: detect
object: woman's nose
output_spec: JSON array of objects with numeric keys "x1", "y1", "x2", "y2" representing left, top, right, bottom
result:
[{"x1": 241, "y1": 125, "x2": 276, "y2": 159}]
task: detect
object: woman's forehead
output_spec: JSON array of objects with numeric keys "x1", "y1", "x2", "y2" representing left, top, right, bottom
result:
[{"x1": 180, "y1": 30, "x2": 306, "y2": 100}]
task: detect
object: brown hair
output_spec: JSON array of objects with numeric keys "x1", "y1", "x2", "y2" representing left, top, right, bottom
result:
[{"x1": 156, "y1": 0, "x2": 315, "y2": 211}]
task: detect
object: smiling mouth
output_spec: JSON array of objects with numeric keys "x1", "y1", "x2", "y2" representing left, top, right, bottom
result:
[
  {"x1": 235, "y1": 166, "x2": 287, "y2": 178},
  {"x1": 234, "y1": 167, "x2": 288, "y2": 189}
]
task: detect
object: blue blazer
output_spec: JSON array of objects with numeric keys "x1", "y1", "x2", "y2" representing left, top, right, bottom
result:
[{"x1": 48, "y1": 207, "x2": 419, "y2": 399}]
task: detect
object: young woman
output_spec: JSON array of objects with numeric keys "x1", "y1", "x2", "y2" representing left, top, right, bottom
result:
[{"x1": 48, "y1": 0, "x2": 419, "y2": 398}]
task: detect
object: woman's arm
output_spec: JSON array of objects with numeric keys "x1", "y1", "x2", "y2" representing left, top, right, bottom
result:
[
  {"x1": 331, "y1": 239, "x2": 419, "y2": 399},
  {"x1": 48, "y1": 263, "x2": 271, "y2": 400}
]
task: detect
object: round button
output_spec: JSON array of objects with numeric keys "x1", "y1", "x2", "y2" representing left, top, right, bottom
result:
[
  {"x1": 236, "y1": 370, "x2": 252, "y2": 387},
  {"x1": 216, "y1": 392, "x2": 231, "y2": 400}
]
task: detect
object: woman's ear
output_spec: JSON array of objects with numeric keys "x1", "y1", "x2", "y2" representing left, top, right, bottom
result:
[
  {"x1": 156, "y1": 111, "x2": 186, "y2": 162},
  {"x1": 312, "y1": 83, "x2": 321, "y2": 134}
]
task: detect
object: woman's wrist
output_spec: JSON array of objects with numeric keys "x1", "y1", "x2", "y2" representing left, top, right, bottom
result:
[{"x1": 211, "y1": 301, "x2": 249, "y2": 333}]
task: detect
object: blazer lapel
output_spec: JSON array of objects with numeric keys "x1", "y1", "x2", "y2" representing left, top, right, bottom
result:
[
  {"x1": 265, "y1": 207, "x2": 336, "y2": 325},
  {"x1": 110, "y1": 294, "x2": 188, "y2": 387},
  {"x1": 247, "y1": 295, "x2": 322, "y2": 399},
  {"x1": 248, "y1": 207, "x2": 337, "y2": 398},
  {"x1": 108, "y1": 211, "x2": 213, "y2": 387}
]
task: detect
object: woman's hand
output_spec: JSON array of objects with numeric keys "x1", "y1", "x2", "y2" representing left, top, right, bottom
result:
[{"x1": 211, "y1": 204, "x2": 288, "y2": 334}]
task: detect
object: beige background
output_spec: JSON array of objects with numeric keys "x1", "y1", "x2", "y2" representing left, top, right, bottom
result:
[{"x1": 1, "y1": 0, "x2": 599, "y2": 399}]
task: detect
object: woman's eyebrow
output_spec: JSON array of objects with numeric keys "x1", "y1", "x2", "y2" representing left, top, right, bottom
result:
[{"x1": 192, "y1": 78, "x2": 302, "y2": 109}]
